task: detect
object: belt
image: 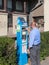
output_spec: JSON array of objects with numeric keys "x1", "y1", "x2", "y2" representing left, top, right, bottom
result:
[
  {"x1": 30, "y1": 44, "x2": 40, "y2": 49},
  {"x1": 33, "y1": 43, "x2": 40, "y2": 46}
]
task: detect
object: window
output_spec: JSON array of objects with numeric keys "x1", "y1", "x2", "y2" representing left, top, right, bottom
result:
[
  {"x1": 16, "y1": 1, "x2": 24, "y2": 12},
  {"x1": 8, "y1": 14, "x2": 12, "y2": 27},
  {"x1": 30, "y1": 0, "x2": 38, "y2": 10},
  {"x1": 0, "y1": 0, "x2": 2, "y2": 9},
  {"x1": 7, "y1": 0, "x2": 12, "y2": 11}
]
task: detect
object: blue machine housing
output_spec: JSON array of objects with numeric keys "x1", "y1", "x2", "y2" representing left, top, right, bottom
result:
[{"x1": 16, "y1": 17, "x2": 28, "y2": 65}]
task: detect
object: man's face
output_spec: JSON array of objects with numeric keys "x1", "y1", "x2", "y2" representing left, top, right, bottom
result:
[
  {"x1": 30, "y1": 22, "x2": 33, "y2": 28},
  {"x1": 30, "y1": 22, "x2": 36, "y2": 28}
]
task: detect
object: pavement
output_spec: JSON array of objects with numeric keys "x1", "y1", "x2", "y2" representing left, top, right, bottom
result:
[
  {"x1": 41, "y1": 57, "x2": 49, "y2": 65},
  {"x1": 28, "y1": 57, "x2": 49, "y2": 65}
]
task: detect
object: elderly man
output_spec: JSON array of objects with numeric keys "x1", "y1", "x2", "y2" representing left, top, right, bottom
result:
[{"x1": 27, "y1": 18, "x2": 41, "y2": 65}]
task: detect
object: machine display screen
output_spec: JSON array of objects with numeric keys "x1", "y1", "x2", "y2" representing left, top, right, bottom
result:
[
  {"x1": 22, "y1": 31, "x2": 26, "y2": 43},
  {"x1": 22, "y1": 35, "x2": 26, "y2": 40}
]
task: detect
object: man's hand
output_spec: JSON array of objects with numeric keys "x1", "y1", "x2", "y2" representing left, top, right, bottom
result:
[
  {"x1": 26, "y1": 27, "x2": 30, "y2": 33},
  {"x1": 27, "y1": 49, "x2": 30, "y2": 54}
]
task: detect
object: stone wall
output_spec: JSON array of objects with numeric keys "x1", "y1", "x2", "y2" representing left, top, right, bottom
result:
[
  {"x1": 44, "y1": 0, "x2": 49, "y2": 31},
  {"x1": 0, "y1": 13, "x2": 8, "y2": 36}
]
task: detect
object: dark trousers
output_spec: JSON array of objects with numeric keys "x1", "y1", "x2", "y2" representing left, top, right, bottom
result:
[{"x1": 30, "y1": 45, "x2": 40, "y2": 65}]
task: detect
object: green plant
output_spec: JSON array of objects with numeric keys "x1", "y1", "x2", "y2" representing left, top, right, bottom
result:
[
  {"x1": 0, "y1": 31, "x2": 49, "y2": 65},
  {"x1": 0, "y1": 37, "x2": 16, "y2": 65},
  {"x1": 40, "y1": 31, "x2": 49, "y2": 60}
]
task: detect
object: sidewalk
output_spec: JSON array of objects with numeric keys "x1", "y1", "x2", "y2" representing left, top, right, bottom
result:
[
  {"x1": 41, "y1": 57, "x2": 49, "y2": 65},
  {"x1": 28, "y1": 57, "x2": 49, "y2": 65}
]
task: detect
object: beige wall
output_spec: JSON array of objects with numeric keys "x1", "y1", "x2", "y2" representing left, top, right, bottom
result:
[
  {"x1": 44, "y1": 0, "x2": 49, "y2": 31},
  {"x1": 13, "y1": 14, "x2": 27, "y2": 34},
  {"x1": 0, "y1": 13, "x2": 8, "y2": 36},
  {"x1": 29, "y1": 4, "x2": 44, "y2": 24}
]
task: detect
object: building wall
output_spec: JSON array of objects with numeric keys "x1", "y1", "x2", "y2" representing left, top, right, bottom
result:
[
  {"x1": 29, "y1": 4, "x2": 44, "y2": 24},
  {"x1": 13, "y1": 14, "x2": 27, "y2": 34},
  {"x1": 44, "y1": 0, "x2": 49, "y2": 31},
  {"x1": 0, "y1": 13, "x2": 8, "y2": 36},
  {"x1": 29, "y1": 4, "x2": 44, "y2": 32}
]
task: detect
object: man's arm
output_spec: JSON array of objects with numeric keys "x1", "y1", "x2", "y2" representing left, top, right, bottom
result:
[
  {"x1": 26, "y1": 27, "x2": 31, "y2": 33},
  {"x1": 29, "y1": 31, "x2": 35, "y2": 48}
]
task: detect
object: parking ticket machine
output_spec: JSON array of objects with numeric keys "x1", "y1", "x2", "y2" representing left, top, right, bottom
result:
[{"x1": 16, "y1": 17, "x2": 28, "y2": 65}]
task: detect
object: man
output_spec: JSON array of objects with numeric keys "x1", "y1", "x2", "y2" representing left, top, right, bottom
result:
[{"x1": 27, "y1": 18, "x2": 41, "y2": 65}]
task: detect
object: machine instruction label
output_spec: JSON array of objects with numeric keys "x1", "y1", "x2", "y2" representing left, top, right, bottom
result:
[
  {"x1": 16, "y1": 25, "x2": 20, "y2": 32},
  {"x1": 22, "y1": 44, "x2": 27, "y2": 53}
]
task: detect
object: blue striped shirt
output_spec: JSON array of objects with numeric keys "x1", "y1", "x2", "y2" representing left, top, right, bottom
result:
[{"x1": 29, "y1": 27, "x2": 40, "y2": 48}]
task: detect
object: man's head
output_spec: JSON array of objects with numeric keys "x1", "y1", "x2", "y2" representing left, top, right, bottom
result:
[{"x1": 30, "y1": 18, "x2": 37, "y2": 28}]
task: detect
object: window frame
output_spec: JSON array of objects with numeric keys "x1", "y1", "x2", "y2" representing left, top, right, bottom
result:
[
  {"x1": 0, "y1": 0, "x2": 4, "y2": 9},
  {"x1": 15, "y1": 1, "x2": 24, "y2": 12},
  {"x1": 8, "y1": 14, "x2": 12, "y2": 27},
  {"x1": 7, "y1": 0, "x2": 12, "y2": 11}
]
